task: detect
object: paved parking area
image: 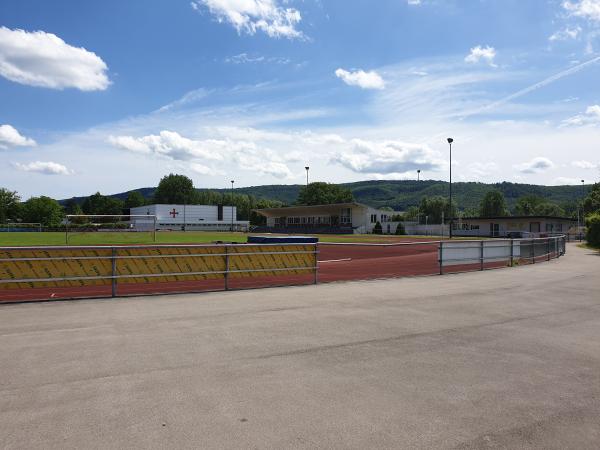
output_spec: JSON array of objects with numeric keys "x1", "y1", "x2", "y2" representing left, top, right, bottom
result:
[{"x1": 1, "y1": 243, "x2": 599, "y2": 449}]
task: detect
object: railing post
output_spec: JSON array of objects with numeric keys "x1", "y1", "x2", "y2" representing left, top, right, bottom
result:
[
  {"x1": 480, "y1": 240, "x2": 484, "y2": 271},
  {"x1": 224, "y1": 245, "x2": 229, "y2": 291},
  {"x1": 439, "y1": 241, "x2": 443, "y2": 275},
  {"x1": 547, "y1": 238, "x2": 551, "y2": 261},
  {"x1": 531, "y1": 239, "x2": 535, "y2": 264},
  {"x1": 314, "y1": 243, "x2": 318, "y2": 285},
  {"x1": 510, "y1": 239, "x2": 514, "y2": 267},
  {"x1": 111, "y1": 247, "x2": 117, "y2": 297}
]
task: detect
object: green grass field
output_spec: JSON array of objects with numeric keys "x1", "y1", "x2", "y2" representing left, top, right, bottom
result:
[{"x1": 0, "y1": 231, "x2": 449, "y2": 247}]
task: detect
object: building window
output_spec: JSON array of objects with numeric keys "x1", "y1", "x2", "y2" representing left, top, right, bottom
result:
[
  {"x1": 370, "y1": 214, "x2": 377, "y2": 223},
  {"x1": 340, "y1": 208, "x2": 351, "y2": 225}
]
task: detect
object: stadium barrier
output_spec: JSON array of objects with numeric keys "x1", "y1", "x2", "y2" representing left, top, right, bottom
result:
[
  {"x1": 0, "y1": 236, "x2": 566, "y2": 303},
  {"x1": 0, "y1": 243, "x2": 318, "y2": 301}
]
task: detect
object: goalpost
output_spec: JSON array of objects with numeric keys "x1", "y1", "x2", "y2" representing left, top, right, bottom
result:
[
  {"x1": 0, "y1": 222, "x2": 42, "y2": 232},
  {"x1": 65, "y1": 214, "x2": 157, "y2": 244}
]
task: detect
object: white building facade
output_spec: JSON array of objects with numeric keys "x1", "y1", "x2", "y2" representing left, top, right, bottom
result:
[
  {"x1": 130, "y1": 204, "x2": 249, "y2": 231},
  {"x1": 254, "y1": 202, "x2": 402, "y2": 234}
]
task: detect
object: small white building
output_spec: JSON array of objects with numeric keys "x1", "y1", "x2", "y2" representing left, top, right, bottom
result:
[
  {"x1": 254, "y1": 202, "x2": 402, "y2": 234},
  {"x1": 451, "y1": 215, "x2": 576, "y2": 238},
  {"x1": 130, "y1": 204, "x2": 249, "y2": 231}
]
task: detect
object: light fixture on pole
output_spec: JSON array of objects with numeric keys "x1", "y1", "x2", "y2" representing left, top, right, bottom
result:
[
  {"x1": 417, "y1": 169, "x2": 421, "y2": 182},
  {"x1": 447, "y1": 138, "x2": 454, "y2": 239},
  {"x1": 230, "y1": 180, "x2": 234, "y2": 232},
  {"x1": 305, "y1": 166, "x2": 310, "y2": 186}
]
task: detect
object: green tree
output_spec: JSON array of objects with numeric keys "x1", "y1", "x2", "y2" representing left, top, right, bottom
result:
[
  {"x1": 585, "y1": 213, "x2": 600, "y2": 247},
  {"x1": 479, "y1": 190, "x2": 509, "y2": 217},
  {"x1": 515, "y1": 195, "x2": 544, "y2": 215},
  {"x1": 124, "y1": 191, "x2": 146, "y2": 209},
  {"x1": 419, "y1": 196, "x2": 456, "y2": 224},
  {"x1": 403, "y1": 206, "x2": 420, "y2": 221},
  {"x1": 372, "y1": 221, "x2": 383, "y2": 234},
  {"x1": 0, "y1": 188, "x2": 20, "y2": 223},
  {"x1": 154, "y1": 174, "x2": 196, "y2": 204},
  {"x1": 583, "y1": 183, "x2": 600, "y2": 216},
  {"x1": 296, "y1": 182, "x2": 353, "y2": 206},
  {"x1": 21, "y1": 196, "x2": 64, "y2": 227},
  {"x1": 395, "y1": 222, "x2": 406, "y2": 235},
  {"x1": 64, "y1": 198, "x2": 82, "y2": 215},
  {"x1": 81, "y1": 193, "x2": 124, "y2": 223},
  {"x1": 533, "y1": 202, "x2": 565, "y2": 217}
]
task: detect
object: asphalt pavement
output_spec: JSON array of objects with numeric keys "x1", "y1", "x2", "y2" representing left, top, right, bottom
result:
[{"x1": 1, "y1": 243, "x2": 599, "y2": 449}]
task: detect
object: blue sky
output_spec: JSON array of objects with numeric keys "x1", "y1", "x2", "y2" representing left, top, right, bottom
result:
[{"x1": 1, "y1": 0, "x2": 600, "y2": 199}]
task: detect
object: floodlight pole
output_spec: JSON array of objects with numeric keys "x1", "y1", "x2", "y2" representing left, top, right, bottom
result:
[
  {"x1": 447, "y1": 138, "x2": 454, "y2": 239},
  {"x1": 231, "y1": 180, "x2": 234, "y2": 232},
  {"x1": 305, "y1": 166, "x2": 310, "y2": 186},
  {"x1": 417, "y1": 169, "x2": 420, "y2": 182}
]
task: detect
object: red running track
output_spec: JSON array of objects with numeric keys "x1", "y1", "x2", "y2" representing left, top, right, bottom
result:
[{"x1": 0, "y1": 242, "x2": 527, "y2": 303}]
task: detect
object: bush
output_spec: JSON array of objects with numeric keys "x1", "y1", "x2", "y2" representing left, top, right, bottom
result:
[
  {"x1": 373, "y1": 221, "x2": 382, "y2": 234},
  {"x1": 586, "y1": 213, "x2": 600, "y2": 248},
  {"x1": 395, "y1": 222, "x2": 406, "y2": 235}
]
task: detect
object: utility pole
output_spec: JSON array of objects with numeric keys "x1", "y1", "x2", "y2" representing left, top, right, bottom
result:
[{"x1": 447, "y1": 138, "x2": 454, "y2": 239}]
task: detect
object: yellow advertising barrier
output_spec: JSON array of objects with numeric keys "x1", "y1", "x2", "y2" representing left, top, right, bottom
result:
[{"x1": 0, "y1": 244, "x2": 317, "y2": 290}]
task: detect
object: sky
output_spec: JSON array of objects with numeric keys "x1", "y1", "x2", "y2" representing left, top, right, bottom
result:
[{"x1": 1, "y1": 0, "x2": 600, "y2": 199}]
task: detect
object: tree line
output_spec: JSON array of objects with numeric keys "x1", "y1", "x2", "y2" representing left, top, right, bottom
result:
[{"x1": 1, "y1": 174, "x2": 599, "y2": 234}]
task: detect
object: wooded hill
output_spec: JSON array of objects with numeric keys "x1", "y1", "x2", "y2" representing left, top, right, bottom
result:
[{"x1": 64, "y1": 180, "x2": 588, "y2": 213}]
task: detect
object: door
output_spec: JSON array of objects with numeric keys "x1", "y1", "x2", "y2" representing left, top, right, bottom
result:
[{"x1": 489, "y1": 223, "x2": 499, "y2": 237}]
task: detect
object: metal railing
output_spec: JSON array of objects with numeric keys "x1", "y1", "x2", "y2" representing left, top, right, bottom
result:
[
  {"x1": 0, "y1": 236, "x2": 567, "y2": 302},
  {"x1": 437, "y1": 235, "x2": 566, "y2": 275},
  {"x1": 0, "y1": 243, "x2": 318, "y2": 300}
]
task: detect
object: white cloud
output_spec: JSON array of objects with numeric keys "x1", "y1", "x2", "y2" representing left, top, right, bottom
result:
[
  {"x1": 561, "y1": 104, "x2": 600, "y2": 126},
  {"x1": 0, "y1": 27, "x2": 110, "y2": 91},
  {"x1": 225, "y1": 52, "x2": 290, "y2": 64},
  {"x1": 468, "y1": 162, "x2": 499, "y2": 177},
  {"x1": 572, "y1": 159, "x2": 598, "y2": 169},
  {"x1": 549, "y1": 26, "x2": 582, "y2": 41},
  {"x1": 407, "y1": 0, "x2": 422, "y2": 4},
  {"x1": 108, "y1": 131, "x2": 223, "y2": 161},
  {"x1": 331, "y1": 139, "x2": 444, "y2": 175},
  {"x1": 563, "y1": 0, "x2": 600, "y2": 22},
  {"x1": 553, "y1": 176, "x2": 583, "y2": 185},
  {"x1": 0, "y1": 124, "x2": 36, "y2": 149},
  {"x1": 191, "y1": 0, "x2": 303, "y2": 39},
  {"x1": 14, "y1": 161, "x2": 71, "y2": 175},
  {"x1": 514, "y1": 157, "x2": 555, "y2": 174},
  {"x1": 108, "y1": 129, "x2": 295, "y2": 179},
  {"x1": 335, "y1": 68, "x2": 385, "y2": 90},
  {"x1": 464, "y1": 45, "x2": 497, "y2": 67}
]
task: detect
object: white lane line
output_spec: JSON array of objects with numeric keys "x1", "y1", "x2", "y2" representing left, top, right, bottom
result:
[{"x1": 318, "y1": 258, "x2": 352, "y2": 263}]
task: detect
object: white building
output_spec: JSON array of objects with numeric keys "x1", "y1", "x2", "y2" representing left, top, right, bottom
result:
[
  {"x1": 130, "y1": 204, "x2": 249, "y2": 231},
  {"x1": 254, "y1": 202, "x2": 402, "y2": 234}
]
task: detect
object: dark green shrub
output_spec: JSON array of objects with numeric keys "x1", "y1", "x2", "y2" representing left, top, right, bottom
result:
[
  {"x1": 373, "y1": 221, "x2": 382, "y2": 234},
  {"x1": 395, "y1": 222, "x2": 406, "y2": 235},
  {"x1": 586, "y1": 213, "x2": 600, "y2": 248}
]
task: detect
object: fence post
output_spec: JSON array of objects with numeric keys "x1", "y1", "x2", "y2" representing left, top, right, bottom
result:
[
  {"x1": 111, "y1": 247, "x2": 117, "y2": 297},
  {"x1": 510, "y1": 239, "x2": 514, "y2": 267},
  {"x1": 314, "y1": 243, "x2": 319, "y2": 285},
  {"x1": 547, "y1": 238, "x2": 551, "y2": 261},
  {"x1": 439, "y1": 241, "x2": 443, "y2": 275},
  {"x1": 480, "y1": 240, "x2": 484, "y2": 271},
  {"x1": 531, "y1": 239, "x2": 535, "y2": 264},
  {"x1": 224, "y1": 245, "x2": 229, "y2": 291}
]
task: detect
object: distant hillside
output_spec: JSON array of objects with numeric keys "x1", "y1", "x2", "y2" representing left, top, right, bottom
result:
[{"x1": 62, "y1": 180, "x2": 589, "y2": 213}]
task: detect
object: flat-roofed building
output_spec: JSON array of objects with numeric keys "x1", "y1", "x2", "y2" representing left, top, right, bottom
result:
[
  {"x1": 253, "y1": 202, "x2": 402, "y2": 234},
  {"x1": 451, "y1": 215, "x2": 576, "y2": 238},
  {"x1": 130, "y1": 204, "x2": 249, "y2": 231}
]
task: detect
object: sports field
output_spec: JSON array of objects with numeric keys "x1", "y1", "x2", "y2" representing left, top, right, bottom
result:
[{"x1": 0, "y1": 231, "x2": 449, "y2": 246}]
